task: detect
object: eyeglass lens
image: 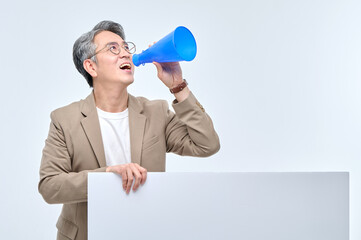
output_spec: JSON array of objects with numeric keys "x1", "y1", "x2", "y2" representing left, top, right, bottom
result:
[{"x1": 109, "y1": 42, "x2": 135, "y2": 54}]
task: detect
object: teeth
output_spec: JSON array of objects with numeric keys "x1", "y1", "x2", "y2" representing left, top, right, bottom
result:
[{"x1": 120, "y1": 63, "x2": 131, "y2": 69}]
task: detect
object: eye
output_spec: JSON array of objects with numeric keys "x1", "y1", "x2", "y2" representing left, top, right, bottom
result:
[
  {"x1": 109, "y1": 43, "x2": 120, "y2": 54},
  {"x1": 110, "y1": 45, "x2": 119, "y2": 50}
]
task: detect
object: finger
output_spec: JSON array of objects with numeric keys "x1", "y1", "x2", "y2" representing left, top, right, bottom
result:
[
  {"x1": 126, "y1": 167, "x2": 133, "y2": 194},
  {"x1": 130, "y1": 164, "x2": 141, "y2": 191},
  {"x1": 136, "y1": 165, "x2": 147, "y2": 185},
  {"x1": 153, "y1": 62, "x2": 163, "y2": 76},
  {"x1": 121, "y1": 168, "x2": 127, "y2": 191},
  {"x1": 149, "y1": 41, "x2": 157, "y2": 47}
]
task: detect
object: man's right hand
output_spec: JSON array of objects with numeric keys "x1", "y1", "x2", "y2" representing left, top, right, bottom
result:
[{"x1": 106, "y1": 163, "x2": 147, "y2": 194}]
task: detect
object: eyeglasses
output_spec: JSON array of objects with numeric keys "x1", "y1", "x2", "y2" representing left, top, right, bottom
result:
[{"x1": 89, "y1": 41, "x2": 136, "y2": 59}]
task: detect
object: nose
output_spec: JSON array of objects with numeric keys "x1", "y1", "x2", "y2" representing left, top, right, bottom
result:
[{"x1": 119, "y1": 46, "x2": 131, "y2": 58}]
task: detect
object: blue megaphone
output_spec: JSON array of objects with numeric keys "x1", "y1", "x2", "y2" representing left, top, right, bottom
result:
[{"x1": 132, "y1": 26, "x2": 197, "y2": 67}]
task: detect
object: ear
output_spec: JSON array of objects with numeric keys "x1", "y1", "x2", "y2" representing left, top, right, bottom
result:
[{"x1": 83, "y1": 59, "x2": 98, "y2": 78}]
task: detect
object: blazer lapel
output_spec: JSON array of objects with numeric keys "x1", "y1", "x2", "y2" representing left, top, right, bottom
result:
[
  {"x1": 128, "y1": 94, "x2": 146, "y2": 166},
  {"x1": 80, "y1": 92, "x2": 107, "y2": 168}
]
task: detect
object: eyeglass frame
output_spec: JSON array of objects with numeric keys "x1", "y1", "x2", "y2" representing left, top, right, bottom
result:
[{"x1": 88, "y1": 41, "x2": 136, "y2": 60}]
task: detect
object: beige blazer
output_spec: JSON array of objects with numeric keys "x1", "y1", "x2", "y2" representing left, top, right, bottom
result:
[{"x1": 39, "y1": 91, "x2": 220, "y2": 240}]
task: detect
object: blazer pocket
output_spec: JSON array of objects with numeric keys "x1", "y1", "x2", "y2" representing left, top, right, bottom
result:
[
  {"x1": 56, "y1": 216, "x2": 78, "y2": 240},
  {"x1": 142, "y1": 136, "x2": 160, "y2": 151}
]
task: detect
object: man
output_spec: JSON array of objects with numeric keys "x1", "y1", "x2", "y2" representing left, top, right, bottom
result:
[{"x1": 39, "y1": 20, "x2": 220, "y2": 240}]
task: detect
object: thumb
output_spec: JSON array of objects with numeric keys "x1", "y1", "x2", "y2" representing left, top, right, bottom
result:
[{"x1": 153, "y1": 62, "x2": 163, "y2": 76}]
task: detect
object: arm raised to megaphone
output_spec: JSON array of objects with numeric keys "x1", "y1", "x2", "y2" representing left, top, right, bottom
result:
[{"x1": 153, "y1": 61, "x2": 190, "y2": 102}]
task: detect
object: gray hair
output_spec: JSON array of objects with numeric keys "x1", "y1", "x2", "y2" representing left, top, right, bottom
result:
[{"x1": 72, "y1": 20, "x2": 126, "y2": 87}]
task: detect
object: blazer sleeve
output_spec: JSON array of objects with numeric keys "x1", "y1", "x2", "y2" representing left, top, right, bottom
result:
[
  {"x1": 38, "y1": 111, "x2": 107, "y2": 204},
  {"x1": 165, "y1": 92, "x2": 220, "y2": 157}
]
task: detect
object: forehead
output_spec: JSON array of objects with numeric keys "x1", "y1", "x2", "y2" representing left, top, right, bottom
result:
[{"x1": 93, "y1": 31, "x2": 124, "y2": 46}]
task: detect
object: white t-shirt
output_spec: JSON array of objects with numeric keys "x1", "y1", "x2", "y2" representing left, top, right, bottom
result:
[{"x1": 96, "y1": 107, "x2": 131, "y2": 166}]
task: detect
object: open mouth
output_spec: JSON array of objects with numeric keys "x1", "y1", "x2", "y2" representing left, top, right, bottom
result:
[{"x1": 120, "y1": 63, "x2": 132, "y2": 70}]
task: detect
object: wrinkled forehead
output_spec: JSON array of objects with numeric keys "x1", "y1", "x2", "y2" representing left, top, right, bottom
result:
[{"x1": 93, "y1": 30, "x2": 125, "y2": 47}]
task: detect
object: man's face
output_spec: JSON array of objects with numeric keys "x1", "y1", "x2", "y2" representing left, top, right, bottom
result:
[{"x1": 92, "y1": 30, "x2": 135, "y2": 87}]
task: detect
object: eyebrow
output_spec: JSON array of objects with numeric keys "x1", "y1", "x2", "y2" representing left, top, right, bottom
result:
[{"x1": 106, "y1": 41, "x2": 126, "y2": 46}]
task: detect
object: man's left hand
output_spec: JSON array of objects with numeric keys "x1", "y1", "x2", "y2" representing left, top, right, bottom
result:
[{"x1": 153, "y1": 61, "x2": 183, "y2": 89}]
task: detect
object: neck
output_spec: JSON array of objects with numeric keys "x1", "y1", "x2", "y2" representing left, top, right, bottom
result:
[{"x1": 93, "y1": 82, "x2": 129, "y2": 113}]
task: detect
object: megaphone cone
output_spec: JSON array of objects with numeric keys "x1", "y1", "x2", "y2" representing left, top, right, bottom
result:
[{"x1": 132, "y1": 26, "x2": 197, "y2": 67}]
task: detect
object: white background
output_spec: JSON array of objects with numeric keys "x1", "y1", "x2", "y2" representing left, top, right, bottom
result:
[{"x1": 0, "y1": 0, "x2": 360, "y2": 239}]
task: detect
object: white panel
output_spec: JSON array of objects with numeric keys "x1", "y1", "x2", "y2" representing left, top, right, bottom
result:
[{"x1": 88, "y1": 172, "x2": 348, "y2": 240}]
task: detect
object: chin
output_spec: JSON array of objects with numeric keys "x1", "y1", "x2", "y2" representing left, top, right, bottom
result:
[{"x1": 122, "y1": 77, "x2": 134, "y2": 86}]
